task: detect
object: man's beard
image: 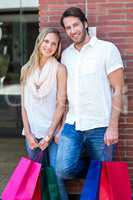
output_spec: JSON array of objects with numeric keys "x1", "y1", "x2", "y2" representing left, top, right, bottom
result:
[{"x1": 74, "y1": 29, "x2": 87, "y2": 47}]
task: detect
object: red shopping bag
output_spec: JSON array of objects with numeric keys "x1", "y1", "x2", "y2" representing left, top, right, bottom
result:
[
  {"x1": 32, "y1": 174, "x2": 42, "y2": 200},
  {"x1": 2, "y1": 157, "x2": 41, "y2": 200},
  {"x1": 99, "y1": 161, "x2": 132, "y2": 200}
]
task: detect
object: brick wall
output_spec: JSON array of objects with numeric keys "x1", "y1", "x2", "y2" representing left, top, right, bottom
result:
[{"x1": 39, "y1": 0, "x2": 133, "y2": 193}]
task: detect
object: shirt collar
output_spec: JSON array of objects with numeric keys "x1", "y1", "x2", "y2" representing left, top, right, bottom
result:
[
  {"x1": 87, "y1": 36, "x2": 98, "y2": 47},
  {"x1": 70, "y1": 36, "x2": 98, "y2": 50}
]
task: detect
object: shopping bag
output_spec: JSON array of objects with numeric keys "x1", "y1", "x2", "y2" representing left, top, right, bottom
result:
[
  {"x1": 2, "y1": 157, "x2": 41, "y2": 200},
  {"x1": 41, "y1": 169, "x2": 50, "y2": 200},
  {"x1": 99, "y1": 161, "x2": 132, "y2": 200},
  {"x1": 80, "y1": 160, "x2": 102, "y2": 200},
  {"x1": 45, "y1": 166, "x2": 60, "y2": 200},
  {"x1": 32, "y1": 174, "x2": 42, "y2": 200},
  {"x1": 41, "y1": 150, "x2": 60, "y2": 200}
]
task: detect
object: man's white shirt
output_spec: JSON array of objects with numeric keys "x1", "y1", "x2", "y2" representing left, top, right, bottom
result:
[{"x1": 61, "y1": 36, "x2": 124, "y2": 131}]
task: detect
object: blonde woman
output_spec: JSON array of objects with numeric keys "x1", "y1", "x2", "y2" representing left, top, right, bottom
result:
[{"x1": 20, "y1": 27, "x2": 67, "y2": 168}]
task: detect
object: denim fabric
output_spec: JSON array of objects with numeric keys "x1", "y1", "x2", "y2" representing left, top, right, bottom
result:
[
  {"x1": 56, "y1": 123, "x2": 115, "y2": 189},
  {"x1": 25, "y1": 139, "x2": 69, "y2": 200},
  {"x1": 25, "y1": 138, "x2": 58, "y2": 165}
]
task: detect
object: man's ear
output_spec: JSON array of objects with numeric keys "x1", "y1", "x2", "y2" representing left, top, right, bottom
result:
[{"x1": 84, "y1": 21, "x2": 88, "y2": 29}]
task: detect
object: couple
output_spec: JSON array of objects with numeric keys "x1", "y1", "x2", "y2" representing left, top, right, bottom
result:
[{"x1": 20, "y1": 7, "x2": 124, "y2": 200}]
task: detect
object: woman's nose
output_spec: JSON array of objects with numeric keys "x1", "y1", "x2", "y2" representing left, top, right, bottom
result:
[{"x1": 47, "y1": 42, "x2": 51, "y2": 48}]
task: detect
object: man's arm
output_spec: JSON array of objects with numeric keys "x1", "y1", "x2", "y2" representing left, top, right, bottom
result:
[{"x1": 104, "y1": 68, "x2": 124, "y2": 146}]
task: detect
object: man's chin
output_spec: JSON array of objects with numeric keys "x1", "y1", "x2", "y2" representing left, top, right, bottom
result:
[
  {"x1": 72, "y1": 39, "x2": 81, "y2": 44},
  {"x1": 71, "y1": 37, "x2": 80, "y2": 43}
]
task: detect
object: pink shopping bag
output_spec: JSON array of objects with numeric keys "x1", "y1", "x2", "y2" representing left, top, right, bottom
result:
[
  {"x1": 99, "y1": 161, "x2": 132, "y2": 200},
  {"x1": 2, "y1": 157, "x2": 41, "y2": 200}
]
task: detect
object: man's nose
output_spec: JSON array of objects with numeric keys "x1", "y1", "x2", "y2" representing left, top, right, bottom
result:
[{"x1": 70, "y1": 26, "x2": 76, "y2": 34}]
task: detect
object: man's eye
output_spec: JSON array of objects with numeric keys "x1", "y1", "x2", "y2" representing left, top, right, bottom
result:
[
  {"x1": 73, "y1": 23, "x2": 79, "y2": 27},
  {"x1": 65, "y1": 27, "x2": 71, "y2": 31}
]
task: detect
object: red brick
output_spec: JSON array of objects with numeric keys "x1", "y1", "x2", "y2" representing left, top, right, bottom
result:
[
  {"x1": 98, "y1": 14, "x2": 126, "y2": 20},
  {"x1": 47, "y1": 4, "x2": 65, "y2": 10},
  {"x1": 127, "y1": 3, "x2": 133, "y2": 7},
  {"x1": 88, "y1": 0, "x2": 107, "y2": 2},
  {"x1": 66, "y1": 0, "x2": 85, "y2": 3},
  {"x1": 108, "y1": 32, "x2": 133, "y2": 37},
  {"x1": 47, "y1": 10, "x2": 65, "y2": 16},
  {"x1": 127, "y1": 13, "x2": 133, "y2": 19},
  {"x1": 107, "y1": 0, "x2": 130, "y2": 2},
  {"x1": 108, "y1": 8, "x2": 127, "y2": 14}
]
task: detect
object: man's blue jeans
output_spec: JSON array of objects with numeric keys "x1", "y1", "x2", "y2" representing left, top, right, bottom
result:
[{"x1": 56, "y1": 123, "x2": 115, "y2": 200}]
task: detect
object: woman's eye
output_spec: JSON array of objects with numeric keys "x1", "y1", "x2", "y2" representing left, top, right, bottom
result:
[
  {"x1": 52, "y1": 42, "x2": 57, "y2": 46},
  {"x1": 44, "y1": 39, "x2": 49, "y2": 44}
]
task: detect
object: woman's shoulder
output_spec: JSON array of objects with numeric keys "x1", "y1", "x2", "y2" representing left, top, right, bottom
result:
[
  {"x1": 57, "y1": 63, "x2": 67, "y2": 79},
  {"x1": 57, "y1": 61, "x2": 67, "y2": 74},
  {"x1": 21, "y1": 65, "x2": 29, "y2": 74}
]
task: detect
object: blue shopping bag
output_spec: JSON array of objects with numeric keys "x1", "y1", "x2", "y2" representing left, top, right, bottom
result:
[{"x1": 80, "y1": 160, "x2": 101, "y2": 200}]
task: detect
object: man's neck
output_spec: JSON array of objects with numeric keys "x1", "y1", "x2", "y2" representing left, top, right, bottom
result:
[{"x1": 74, "y1": 34, "x2": 91, "y2": 51}]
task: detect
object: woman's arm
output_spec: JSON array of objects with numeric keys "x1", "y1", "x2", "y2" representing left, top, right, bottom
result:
[
  {"x1": 54, "y1": 100, "x2": 68, "y2": 144},
  {"x1": 20, "y1": 83, "x2": 39, "y2": 149},
  {"x1": 39, "y1": 64, "x2": 67, "y2": 149},
  {"x1": 49, "y1": 64, "x2": 67, "y2": 135}
]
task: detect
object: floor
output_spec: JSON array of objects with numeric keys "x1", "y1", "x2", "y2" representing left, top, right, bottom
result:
[{"x1": 0, "y1": 137, "x2": 26, "y2": 196}]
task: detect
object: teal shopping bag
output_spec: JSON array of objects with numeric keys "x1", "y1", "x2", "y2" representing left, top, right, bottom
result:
[{"x1": 41, "y1": 150, "x2": 60, "y2": 200}]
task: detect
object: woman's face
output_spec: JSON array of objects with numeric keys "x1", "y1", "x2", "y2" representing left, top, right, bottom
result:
[{"x1": 39, "y1": 32, "x2": 59, "y2": 59}]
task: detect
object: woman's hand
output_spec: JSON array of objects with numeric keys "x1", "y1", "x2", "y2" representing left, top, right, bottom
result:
[
  {"x1": 26, "y1": 133, "x2": 39, "y2": 149},
  {"x1": 39, "y1": 135, "x2": 52, "y2": 150}
]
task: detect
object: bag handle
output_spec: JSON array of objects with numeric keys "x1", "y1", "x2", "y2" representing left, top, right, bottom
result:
[
  {"x1": 33, "y1": 150, "x2": 44, "y2": 163},
  {"x1": 33, "y1": 149, "x2": 50, "y2": 167},
  {"x1": 42, "y1": 149, "x2": 50, "y2": 167}
]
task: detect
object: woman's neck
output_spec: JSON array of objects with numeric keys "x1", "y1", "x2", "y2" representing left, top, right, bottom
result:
[{"x1": 39, "y1": 57, "x2": 49, "y2": 70}]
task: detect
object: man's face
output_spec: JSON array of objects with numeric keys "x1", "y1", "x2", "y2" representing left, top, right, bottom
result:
[{"x1": 63, "y1": 16, "x2": 87, "y2": 45}]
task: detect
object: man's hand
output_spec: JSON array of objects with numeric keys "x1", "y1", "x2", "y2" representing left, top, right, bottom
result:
[
  {"x1": 104, "y1": 125, "x2": 119, "y2": 146},
  {"x1": 54, "y1": 133, "x2": 61, "y2": 144},
  {"x1": 54, "y1": 125, "x2": 64, "y2": 144}
]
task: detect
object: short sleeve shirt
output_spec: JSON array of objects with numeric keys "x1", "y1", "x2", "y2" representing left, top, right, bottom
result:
[{"x1": 61, "y1": 36, "x2": 123, "y2": 131}]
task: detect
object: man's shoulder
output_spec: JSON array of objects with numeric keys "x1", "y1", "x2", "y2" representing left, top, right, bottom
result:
[{"x1": 97, "y1": 38, "x2": 115, "y2": 49}]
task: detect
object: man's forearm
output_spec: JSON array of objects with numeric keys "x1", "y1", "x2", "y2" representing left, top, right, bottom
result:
[{"x1": 109, "y1": 93, "x2": 122, "y2": 127}]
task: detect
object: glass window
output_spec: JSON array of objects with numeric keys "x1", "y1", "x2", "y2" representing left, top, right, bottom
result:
[{"x1": 0, "y1": 8, "x2": 39, "y2": 136}]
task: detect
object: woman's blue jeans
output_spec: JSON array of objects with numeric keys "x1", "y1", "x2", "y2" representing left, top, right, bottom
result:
[
  {"x1": 25, "y1": 139, "x2": 68, "y2": 200},
  {"x1": 25, "y1": 139, "x2": 57, "y2": 167}
]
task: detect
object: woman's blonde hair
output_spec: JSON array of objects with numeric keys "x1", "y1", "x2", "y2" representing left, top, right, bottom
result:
[{"x1": 20, "y1": 27, "x2": 61, "y2": 84}]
